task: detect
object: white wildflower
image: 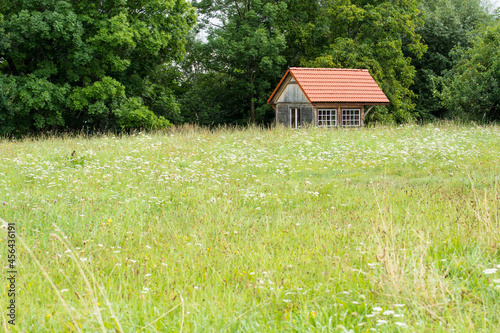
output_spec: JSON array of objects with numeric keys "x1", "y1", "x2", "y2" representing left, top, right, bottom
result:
[{"x1": 483, "y1": 268, "x2": 498, "y2": 275}]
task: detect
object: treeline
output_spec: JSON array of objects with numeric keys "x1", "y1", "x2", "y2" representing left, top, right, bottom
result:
[{"x1": 0, "y1": 0, "x2": 499, "y2": 135}]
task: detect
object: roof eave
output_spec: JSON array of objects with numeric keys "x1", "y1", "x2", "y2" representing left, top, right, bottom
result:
[
  {"x1": 267, "y1": 68, "x2": 314, "y2": 104},
  {"x1": 288, "y1": 70, "x2": 313, "y2": 104},
  {"x1": 267, "y1": 69, "x2": 290, "y2": 104},
  {"x1": 311, "y1": 101, "x2": 390, "y2": 105}
]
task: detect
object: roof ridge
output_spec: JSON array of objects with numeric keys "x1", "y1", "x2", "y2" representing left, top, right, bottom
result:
[{"x1": 289, "y1": 67, "x2": 368, "y2": 72}]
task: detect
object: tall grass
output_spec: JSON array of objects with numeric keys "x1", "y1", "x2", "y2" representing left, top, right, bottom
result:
[{"x1": 1, "y1": 123, "x2": 500, "y2": 331}]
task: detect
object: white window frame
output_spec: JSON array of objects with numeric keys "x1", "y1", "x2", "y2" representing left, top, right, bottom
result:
[
  {"x1": 341, "y1": 109, "x2": 361, "y2": 127},
  {"x1": 317, "y1": 109, "x2": 337, "y2": 127},
  {"x1": 289, "y1": 107, "x2": 300, "y2": 129}
]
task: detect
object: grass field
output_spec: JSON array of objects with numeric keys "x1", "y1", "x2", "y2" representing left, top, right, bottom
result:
[{"x1": 1, "y1": 123, "x2": 500, "y2": 332}]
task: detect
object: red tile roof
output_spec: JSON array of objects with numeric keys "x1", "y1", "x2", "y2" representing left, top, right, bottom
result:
[{"x1": 268, "y1": 67, "x2": 390, "y2": 104}]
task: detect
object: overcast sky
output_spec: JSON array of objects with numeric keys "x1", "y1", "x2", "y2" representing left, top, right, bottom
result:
[{"x1": 489, "y1": 0, "x2": 500, "y2": 9}]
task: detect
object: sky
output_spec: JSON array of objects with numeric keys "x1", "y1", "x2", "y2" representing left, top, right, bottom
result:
[{"x1": 489, "y1": 0, "x2": 500, "y2": 9}]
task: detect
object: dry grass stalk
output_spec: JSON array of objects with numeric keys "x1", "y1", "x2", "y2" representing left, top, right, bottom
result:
[
  {"x1": 51, "y1": 223, "x2": 124, "y2": 333},
  {"x1": 18, "y1": 232, "x2": 83, "y2": 332}
]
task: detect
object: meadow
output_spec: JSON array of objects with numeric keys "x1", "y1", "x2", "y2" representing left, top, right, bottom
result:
[{"x1": 1, "y1": 123, "x2": 499, "y2": 332}]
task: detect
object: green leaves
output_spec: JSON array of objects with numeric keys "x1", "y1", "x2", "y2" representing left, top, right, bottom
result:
[
  {"x1": 0, "y1": 0, "x2": 195, "y2": 135},
  {"x1": 187, "y1": 0, "x2": 286, "y2": 123},
  {"x1": 0, "y1": 74, "x2": 69, "y2": 134},
  {"x1": 438, "y1": 22, "x2": 500, "y2": 121},
  {"x1": 117, "y1": 97, "x2": 171, "y2": 130},
  {"x1": 2, "y1": 0, "x2": 496, "y2": 132},
  {"x1": 303, "y1": 0, "x2": 425, "y2": 123},
  {"x1": 410, "y1": 0, "x2": 490, "y2": 119}
]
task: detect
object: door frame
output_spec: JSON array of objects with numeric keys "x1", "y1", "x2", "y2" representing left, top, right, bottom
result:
[{"x1": 289, "y1": 107, "x2": 300, "y2": 129}]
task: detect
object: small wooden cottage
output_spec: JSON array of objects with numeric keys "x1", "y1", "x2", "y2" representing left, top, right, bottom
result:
[{"x1": 267, "y1": 67, "x2": 390, "y2": 128}]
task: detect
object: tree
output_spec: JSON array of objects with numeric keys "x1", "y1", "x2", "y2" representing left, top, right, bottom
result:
[
  {"x1": 410, "y1": 0, "x2": 490, "y2": 119},
  {"x1": 437, "y1": 21, "x2": 500, "y2": 121},
  {"x1": 176, "y1": 32, "x2": 253, "y2": 126},
  {"x1": 0, "y1": 0, "x2": 195, "y2": 135},
  {"x1": 192, "y1": 0, "x2": 286, "y2": 124},
  {"x1": 279, "y1": 0, "x2": 330, "y2": 67},
  {"x1": 305, "y1": 0, "x2": 427, "y2": 124}
]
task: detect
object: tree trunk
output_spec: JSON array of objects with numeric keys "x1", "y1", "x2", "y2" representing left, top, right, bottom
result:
[
  {"x1": 249, "y1": 70, "x2": 255, "y2": 123},
  {"x1": 250, "y1": 90, "x2": 255, "y2": 123},
  {"x1": 6, "y1": 57, "x2": 19, "y2": 76}
]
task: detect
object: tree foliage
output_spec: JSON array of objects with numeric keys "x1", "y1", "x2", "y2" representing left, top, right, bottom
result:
[
  {"x1": 2, "y1": 0, "x2": 499, "y2": 133},
  {"x1": 304, "y1": 0, "x2": 426, "y2": 123},
  {"x1": 181, "y1": 0, "x2": 429, "y2": 125},
  {"x1": 438, "y1": 20, "x2": 500, "y2": 121},
  {"x1": 0, "y1": 0, "x2": 195, "y2": 135},
  {"x1": 279, "y1": 0, "x2": 329, "y2": 66},
  {"x1": 410, "y1": 0, "x2": 490, "y2": 119},
  {"x1": 183, "y1": 0, "x2": 286, "y2": 124}
]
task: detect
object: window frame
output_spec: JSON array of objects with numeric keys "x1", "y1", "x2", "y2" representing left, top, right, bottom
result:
[
  {"x1": 341, "y1": 108, "x2": 361, "y2": 127},
  {"x1": 317, "y1": 109, "x2": 337, "y2": 127}
]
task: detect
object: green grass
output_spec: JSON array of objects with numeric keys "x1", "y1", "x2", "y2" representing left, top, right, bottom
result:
[{"x1": 1, "y1": 123, "x2": 500, "y2": 332}]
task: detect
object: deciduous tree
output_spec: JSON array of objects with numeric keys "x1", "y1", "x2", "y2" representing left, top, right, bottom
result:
[
  {"x1": 438, "y1": 21, "x2": 500, "y2": 121},
  {"x1": 410, "y1": 0, "x2": 490, "y2": 119},
  {"x1": 306, "y1": 0, "x2": 427, "y2": 123},
  {"x1": 193, "y1": 0, "x2": 286, "y2": 124},
  {"x1": 0, "y1": 0, "x2": 195, "y2": 135}
]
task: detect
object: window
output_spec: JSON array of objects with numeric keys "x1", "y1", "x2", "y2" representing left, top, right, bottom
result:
[
  {"x1": 318, "y1": 109, "x2": 337, "y2": 127},
  {"x1": 290, "y1": 107, "x2": 300, "y2": 128},
  {"x1": 342, "y1": 109, "x2": 361, "y2": 127}
]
